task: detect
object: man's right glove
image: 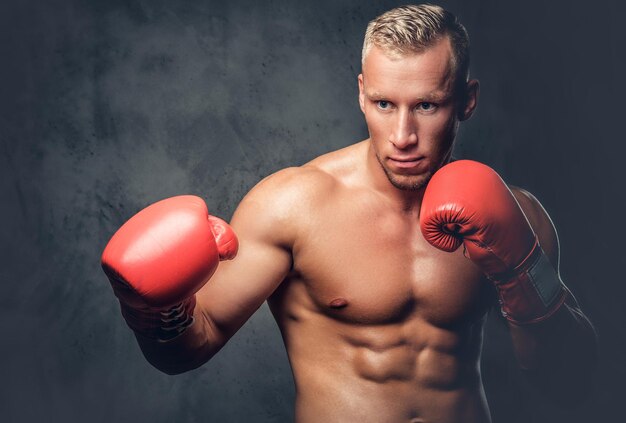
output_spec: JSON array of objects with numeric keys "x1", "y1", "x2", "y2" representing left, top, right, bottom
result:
[{"x1": 101, "y1": 195, "x2": 238, "y2": 342}]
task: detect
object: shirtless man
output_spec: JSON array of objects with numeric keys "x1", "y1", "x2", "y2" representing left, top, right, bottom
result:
[{"x1": 102, "y1": 5, "x2": 597, "y2": 422}]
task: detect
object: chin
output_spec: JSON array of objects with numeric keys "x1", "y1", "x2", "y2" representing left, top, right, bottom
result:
[
  {"x1": 374, "y1": 150, "x2": 444, "y2": 191},
  {"x1": 384, "y1": 169, "x2": 433, "y2": 191}
]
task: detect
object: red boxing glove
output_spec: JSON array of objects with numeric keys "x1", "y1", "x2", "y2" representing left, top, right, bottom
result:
[
  {"x1": 101, "y1": 195, "x2": 238, "y2": 341},
  {"x1": 420, "y1": 160, "x2": 566, "y2": 324}
]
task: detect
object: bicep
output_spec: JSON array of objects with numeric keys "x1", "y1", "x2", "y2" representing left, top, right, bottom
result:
[
  {"x1": 194, "y1": 190, "x2": 294, "y2": 343},
  {"x1": 196, "y1": 236, "x2": 291, "y2": 342}
]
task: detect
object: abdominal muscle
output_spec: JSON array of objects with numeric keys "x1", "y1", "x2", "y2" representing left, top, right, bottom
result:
[{"x1": 270, "y1": 293, "x2": 492, "y2": 423}]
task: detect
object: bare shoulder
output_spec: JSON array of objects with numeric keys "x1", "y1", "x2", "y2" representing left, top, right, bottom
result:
[
  {"x1": 242, "y1": 140, "x2": 366, "y2": 208},
  {"x1": 244, "y1": 165, "x2": 338, "y2": 208},
  {"x1": 232, "y1": 141, "x2": 366, "y2": 246},
  {"x1": 231, "y1": 164, "x2": 339, "y2": 248},
  {"x1": 510, "y1": 186, "x2": 560, "y2": 270}
]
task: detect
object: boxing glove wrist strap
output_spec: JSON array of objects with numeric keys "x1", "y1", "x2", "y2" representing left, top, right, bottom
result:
[
  {"x1": 491, "y1": 240, "x2": 567, "y2": 325},
  {"x1": 120, "y1": 297, "x2": 196, "y2": 343}
]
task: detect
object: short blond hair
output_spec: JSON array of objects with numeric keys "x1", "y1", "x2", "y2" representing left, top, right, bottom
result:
[{"x1": 362, "y1": 4, "x2": 470, "y2": 83}]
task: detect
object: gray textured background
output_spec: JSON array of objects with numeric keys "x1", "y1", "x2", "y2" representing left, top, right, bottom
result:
[{"x1": 1, "y1": 0, "x2": 625, "y2": 422}]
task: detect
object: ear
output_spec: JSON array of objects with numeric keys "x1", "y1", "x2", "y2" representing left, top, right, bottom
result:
[
  {"x1": 459, "y1": 79, "x2": 479, "y2": 121},
  {"x1": 358, "y1": 74, "x2": 365, "y2": 113}
]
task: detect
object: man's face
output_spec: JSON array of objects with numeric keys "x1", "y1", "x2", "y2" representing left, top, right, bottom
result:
[{"x1": 358, "y1": 37, "x2": 477, "y2": 191}]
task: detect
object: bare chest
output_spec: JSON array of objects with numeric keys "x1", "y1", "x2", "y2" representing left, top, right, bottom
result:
[{"x1": 291, "y1": 197, "x2": 493, "y2": 327}]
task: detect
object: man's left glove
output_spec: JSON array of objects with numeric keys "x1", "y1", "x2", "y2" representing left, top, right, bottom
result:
[{"x1": 419, "y1": 160, "x2": 567, "y2": 324}]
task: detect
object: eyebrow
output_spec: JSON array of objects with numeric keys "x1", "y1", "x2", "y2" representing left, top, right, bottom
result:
[
  {"x1": 365, "y1": 91, "x2": 450, "y2": 102},
  {"x1": 365, "y1": 92, "x2": 387, "y2": 100}
]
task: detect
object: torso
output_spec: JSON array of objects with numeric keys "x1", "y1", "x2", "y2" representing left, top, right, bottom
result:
[{"x1": 267, "y1": 141, "x2": 495, "y2": 423}]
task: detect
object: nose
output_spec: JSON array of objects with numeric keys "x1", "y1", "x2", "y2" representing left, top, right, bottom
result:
[{"x1": 389, "y1": 109, "x2": 417, "y2": 149}]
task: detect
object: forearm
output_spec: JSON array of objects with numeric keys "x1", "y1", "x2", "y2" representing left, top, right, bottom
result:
[
  {"x1": 101, "y1": 196, "x2": 241, "y2": 375},
  {"x1": 132, "y1": 304, "x2": 226, "y2": 375},
  {"x1": 508, "y1": 297, "x2": 598, "y2": 402},
  {"x1": 418, "y1": 164, "x2": 598, "y2": 403}
]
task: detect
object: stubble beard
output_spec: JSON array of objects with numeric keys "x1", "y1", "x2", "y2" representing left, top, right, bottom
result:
[{"x1": 375, "y1": 153, "x2": 433, "y2": 192}]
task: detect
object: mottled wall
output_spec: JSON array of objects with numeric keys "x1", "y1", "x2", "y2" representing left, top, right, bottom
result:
[{"x1": 1, "y1": 0, "x2": 624, "y2": 422}]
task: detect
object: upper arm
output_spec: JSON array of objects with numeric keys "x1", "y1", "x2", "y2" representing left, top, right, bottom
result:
[
  {"x1": 194, "y1": 168, "x2": 303, "y2": 344},
  {"x1": 194, "y1": 166, "x2": 330, "y2": 346}
]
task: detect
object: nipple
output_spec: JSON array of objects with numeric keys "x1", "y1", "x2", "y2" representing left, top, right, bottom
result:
[{"x1": 329, "y1": 298, "x2": 348, "y2": 309}]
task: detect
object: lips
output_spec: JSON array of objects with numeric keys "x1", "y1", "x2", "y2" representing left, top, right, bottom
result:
[
  {"x1": 388, "y1": 156, "x2": 425, "y2": 169},
  {"x1": 389, "y1": 156, "x2": 423, "y2": 162}
]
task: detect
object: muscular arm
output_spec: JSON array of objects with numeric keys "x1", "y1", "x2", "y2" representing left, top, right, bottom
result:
[
  {"x1": 420, "y1": 162, "x2": 598, "y2": 405},
  {"x1": 508, "y1": 188, "x2": 598, "y2": 404},
  {"x1": 133, "y1": 169, "x2": 302, "y2": 375}
]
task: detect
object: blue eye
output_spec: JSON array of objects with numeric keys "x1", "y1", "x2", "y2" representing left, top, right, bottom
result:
[
  {"x1": 417, "y1": 102, "x2": 437, "y2": 112},
  {"x1": 377, "y1": 100, "x2": 390, "y2": 110}
]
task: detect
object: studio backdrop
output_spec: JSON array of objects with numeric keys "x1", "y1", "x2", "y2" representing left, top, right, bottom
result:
[{"x1": 1, "y1": 0, "x2": 624, "y2": 422}]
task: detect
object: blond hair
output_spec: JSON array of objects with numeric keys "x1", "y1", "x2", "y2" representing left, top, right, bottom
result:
[{"x1": 362, "y1": 4, "x2": 470, "y2": 83}]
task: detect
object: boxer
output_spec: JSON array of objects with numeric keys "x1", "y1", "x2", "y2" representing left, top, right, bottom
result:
[{"x1": 102, "y1": 5, "x2": 597, "y2": 422}]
